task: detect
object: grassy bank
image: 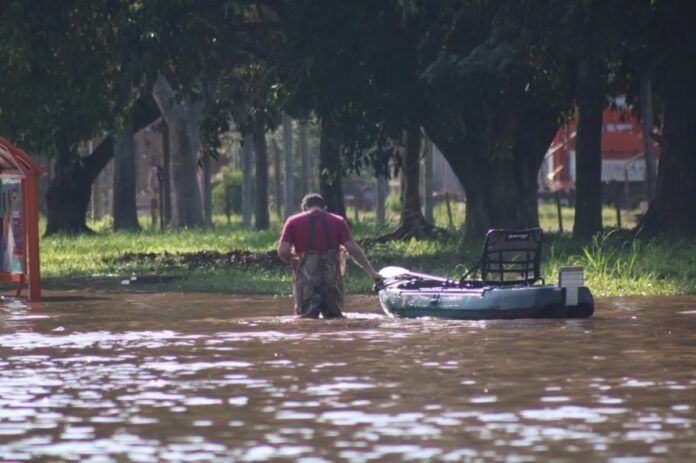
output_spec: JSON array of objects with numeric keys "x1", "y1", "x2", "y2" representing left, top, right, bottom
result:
[{"x1": 8, "y1": 202, "x2": 693, "y2": 298}]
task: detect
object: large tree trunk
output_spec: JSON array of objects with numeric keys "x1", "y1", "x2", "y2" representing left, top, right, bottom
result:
[
  {"x1": 151, "y1": 75, "x2": 205, "y2": 228},
  {"x1": 426, "y1": 102, "x2": 556, "y2": 239},
  {"x1": 376, "y1": 125, "x2": 440, "y2": 241},
  {"x1": 640, "y1": 71, "x2": 658, "y2": 203},
  {"x1": 253, "y1": 122, "x2": 270, "y2": 230},
  {"x1": 112, "y1": 119, "x2": 141, "y2": 231},
  {"x1": 401, "y1": 125, "x2": 424, "y2": 227},
  {"x1": 161, "y1": 119, "x2": 172, "y2": 225},
  {"x1": 573, "y1": 98, "x2": 604, "y2": 238},
  {"x1": 639, "y1": 3, "x2": 696, "y2": 236},
  {"x1": 200, "y1": 153, "x2": 212, "y2": 225},
  {"x1": 573, "y1": 40, "x2": 605, "y2": 239},
  {"x1": 318, "y1": 117, "x2": 346, "y2": 217},
  {"x1": 241, "y1": 133, "x2": 254, "y2": 227},
  {"x1": 45, "y1": 138, "x2": 114, "y2": 235},
  {"x1": 44, "y1": 96, "x2": 159, "y2": 235}
]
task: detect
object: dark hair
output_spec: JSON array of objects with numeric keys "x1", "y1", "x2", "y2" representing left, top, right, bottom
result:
[{"x1": 301, "y1": 193, "x2": 326, "y2": 209}]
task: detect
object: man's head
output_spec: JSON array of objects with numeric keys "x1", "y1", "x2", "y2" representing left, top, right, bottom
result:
[{"x1": 301, "y1": 193, "x2": 327, "y2": 211}]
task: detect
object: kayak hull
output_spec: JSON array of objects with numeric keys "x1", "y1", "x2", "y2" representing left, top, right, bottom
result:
[{"x1": 378, "y1": 284, "x2": 594, "y2": 320}]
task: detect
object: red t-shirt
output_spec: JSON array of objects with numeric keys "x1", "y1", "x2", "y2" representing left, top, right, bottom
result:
[{"x1": 280, "y1": 210, "x2": 353, "y2": 252}]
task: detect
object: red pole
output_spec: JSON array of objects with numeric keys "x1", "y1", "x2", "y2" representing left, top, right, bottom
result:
[{"x1": 24, "y1": 176, "x2": 41, "y2": 301}]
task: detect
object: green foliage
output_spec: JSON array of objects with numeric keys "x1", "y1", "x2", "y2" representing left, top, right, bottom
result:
[
  {"x1": 543, "y1": 232, "x2": 692, "y2": 297},
  {"x1": 16, "y1": 212, "x2": 696, "y2": 298},
  {"x1": 212, "y1": 166, "x2": 243, "y2": 223},
  {"x1": 386, "y1": 193, "x2": 402, "y2": 214},
  {"x1": 0, "y1": 1, "x2": 134, "y2": 157}
]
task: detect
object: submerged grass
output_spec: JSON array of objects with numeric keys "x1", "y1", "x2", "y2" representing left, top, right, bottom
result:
[{"x1": 7, "y1": 205, "x2": 693, "y2": 298}]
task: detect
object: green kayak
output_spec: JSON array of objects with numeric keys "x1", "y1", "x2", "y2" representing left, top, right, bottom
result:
[
  {"x1": 377, "y1": 268, "x2": 594, "y2": 320},
  {"x1": 376, "y1": 228, "x2": 594, "y2": 320}
]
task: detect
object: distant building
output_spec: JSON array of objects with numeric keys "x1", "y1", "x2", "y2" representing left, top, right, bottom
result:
[{"x1": 542, "y1": 96, "x2": 660, "y2": 205}]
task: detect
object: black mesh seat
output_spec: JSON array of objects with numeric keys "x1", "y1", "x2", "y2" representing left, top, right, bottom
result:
[{"x1": 461, "y1": 228, "x2": 544, "y2": 287}]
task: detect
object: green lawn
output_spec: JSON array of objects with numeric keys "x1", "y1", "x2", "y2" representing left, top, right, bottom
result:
[{"x1": 7, "y1": 202, "x2": 693, "y2": 298}]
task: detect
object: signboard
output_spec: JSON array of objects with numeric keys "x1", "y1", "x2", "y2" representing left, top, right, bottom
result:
[
  {"x1": 601, "y1": 160, "x2": 654, "y2": 182},
  {"x1": 567, "y1": 152, "x2": 657, "y2": 183},
  {"x1": 0, "y1": 179, "x2": 24, "y2": 273}
]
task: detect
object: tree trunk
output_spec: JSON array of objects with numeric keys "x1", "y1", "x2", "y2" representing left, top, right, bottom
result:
[
  {"x1": 112, "y1": 119, "x2": 141, "y2": 231},
  {"x1": 376, "y1": 171, "x2": 387, "y2": 227},
  {"x1": 45, "y1": 138, "x2": 114, "y2": 235},
  {"x1": 90, "y1": 140, "x2": 103, "y2": 221},
  {"x1": 272, "y1": 138, "x2": 283, "y2": 217},
  {"x1": 242, "y1": 133, "x2": 254, "y2": 227},
  {"x1": 300, "y1": 119, "x2": 311, "y2": 195},
  {"x1": 573, "y1": 56, "x2": 605, "y2": 239},
  {"x1": 151, "y1": 75, "x2": 205, "y2": 228},
  {"x1": 639, "y1": 3, "x2": 696, "y2": 236},
  {"x1": 375, "y1": 124, "x2": 442, "y2": 241},
  {"x1": 253, "y1": 122, "x2": 270, "y2": 230},
  {"x1": 91, "y1": 173, "x2": 103, "y2": 221},
  {"x1": 283, "y1": 114, "x2": 296, "y2": 216},
  {"x1": 44, "y1": 96, "x2": 159, "y2": 235},
  {"x1": 402, "y1": 125, "x2": 423, "y2": 227},
  {"x1": 422, "y1": 135, "x2": 434, "y2": 223},
  {"x1": 200, "y1": 153, "x2": 212, "y2": 225},
  {"x1": 640, "y1": 72, "x2": 658, "y2": 203},
  {"x1": 318, "y1": 117, "x2": 346, "y2": 217},
  {"x1": 425, "y1": 102, "x2": 556, "y2": 239},
  {"x1": 161, "y1": 119, "x2": 172, "y2": 225}
]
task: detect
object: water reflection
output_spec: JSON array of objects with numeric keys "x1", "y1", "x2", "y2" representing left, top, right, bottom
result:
[{"x1": 0, "y1": 292, "x2": 695, "y2": 461}]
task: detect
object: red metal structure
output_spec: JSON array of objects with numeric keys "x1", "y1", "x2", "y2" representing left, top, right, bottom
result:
[
  {"x1": 544, "y1": 97, "x2": 660, "y2": 201},
  {"x1": 0, "y1": 137, "x2": 45, "y2": 301}
]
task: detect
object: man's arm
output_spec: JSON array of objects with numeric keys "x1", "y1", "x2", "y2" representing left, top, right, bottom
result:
[
  {"x1": 343, "y1": 240, "x2": 382, "y2": 282},
  {"x1": 277, "y1": 241, "x2": 293, "y2": 264}
]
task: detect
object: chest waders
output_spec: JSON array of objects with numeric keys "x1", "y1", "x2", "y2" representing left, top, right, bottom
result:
[{"x1": 292, "y1": 211, "x2": 345, "y2": 318}]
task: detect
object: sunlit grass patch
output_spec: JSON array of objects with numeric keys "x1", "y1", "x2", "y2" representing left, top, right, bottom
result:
[{"x1": 26, "y1": 206, "x2": 696, "y2": 298}]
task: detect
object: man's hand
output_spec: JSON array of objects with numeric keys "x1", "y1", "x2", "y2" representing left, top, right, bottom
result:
[
  {"x1": 290, "y1": 254, "x2": 301, "y2": 270},
  {"x1": 368, "y1": 269, "x2": 383, "y2": 284}
]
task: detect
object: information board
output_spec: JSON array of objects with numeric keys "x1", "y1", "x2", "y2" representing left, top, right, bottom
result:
[{"x1": 0, "y1": 178, "x2": 24, "y2": 273}]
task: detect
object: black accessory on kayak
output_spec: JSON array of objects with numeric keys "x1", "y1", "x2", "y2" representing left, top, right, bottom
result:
[{"x1": 461, "y1": 228, "x2": 544, "y2": 286}]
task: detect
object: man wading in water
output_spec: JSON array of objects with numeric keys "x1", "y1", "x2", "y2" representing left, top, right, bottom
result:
[{"x1": 277, "y1": 193, "x2": 383, "y2": 318}]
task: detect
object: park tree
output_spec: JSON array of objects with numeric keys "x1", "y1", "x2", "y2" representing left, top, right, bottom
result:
[
  {"x1": 192, "y1": 0, "x2": 291, "y2": 229},
  {"x1": 570, "y1": 1, "x2": 611, "y2": 239},
  {"x1": 420, "y1": 0, "x2": 578, "y2": 238},
  {"x1": 318, "y1": 116, "x2": 346, "y2": 217},
  {"x1": 0, "y1": 1, "x2": 163, "y2": 235},
  {"x1": 112, "y1": 119, "x2": 141, "y2": 231},
  {"x1": 1, "y1": 0, "x2": 261, "y2": 233},
  {"x1": 127, "y1": 1, "x2": 251, "y2": 228},
  {"x1": 273, "y1": 1, "x2": 431, "y2": 233},
  {"x1": 151, "y1": 76, "x2": 205, "y2": 227},
  {"x1": 553, "y1": 0, "x2": 641, "y2": 239},
  {"x1": 252, "y1": 120, "x2": 270, "y2": 229},
  {"x1": 638, "y1": 0, "x2": 696, "y2": 236},
  {"x1": 273, "y1": 1, "x2": 583, "y2": 239},
  {"x1": 205, "y1": 60, "x2": 283, "y2": 230}
]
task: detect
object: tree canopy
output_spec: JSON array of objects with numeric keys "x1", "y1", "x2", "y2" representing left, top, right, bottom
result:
[{"x1": 1, "y1": 0, "x2": 694, "y2": 237}]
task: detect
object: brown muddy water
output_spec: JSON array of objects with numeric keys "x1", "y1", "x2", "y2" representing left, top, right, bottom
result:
[{"x1": 1, "y1": 291, "x2": 695, "y2": 462}]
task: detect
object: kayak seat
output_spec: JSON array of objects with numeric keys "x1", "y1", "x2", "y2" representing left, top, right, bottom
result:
[{"x1": 461, "y1": 228, "x2": 544, "y2": 287}]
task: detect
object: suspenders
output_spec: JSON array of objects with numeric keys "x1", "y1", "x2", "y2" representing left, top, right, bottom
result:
[{"x1": 306, "y1": 211, "x2": 332, "y2": 251}]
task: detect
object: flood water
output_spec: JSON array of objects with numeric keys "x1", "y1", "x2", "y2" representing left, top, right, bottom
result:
[{"x1": 1, "y1": 291, "x2": 696, "y2": 462}]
